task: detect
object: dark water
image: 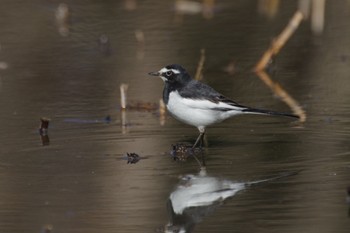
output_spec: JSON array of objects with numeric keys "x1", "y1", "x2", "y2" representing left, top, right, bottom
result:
[{"x1": 0, "y1": 1, "x2": 350, "y2": 233}]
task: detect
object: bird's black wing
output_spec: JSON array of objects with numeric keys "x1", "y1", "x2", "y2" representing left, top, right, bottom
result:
[
  {"x1": 178, "y1": 80, "x2": 299, "y2": 118},
  {"x1": 178, "y1": 80, "x2": 247, "y2": 109}
]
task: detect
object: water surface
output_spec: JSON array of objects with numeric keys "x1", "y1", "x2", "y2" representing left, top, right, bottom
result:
[{"x1": 0, "y1": 1, "x2": 350, "y2": 233}]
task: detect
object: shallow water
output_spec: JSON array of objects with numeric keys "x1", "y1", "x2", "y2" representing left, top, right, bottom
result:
[{"x1": 0, "y1": 1, "x2": 350, "y2": 233}]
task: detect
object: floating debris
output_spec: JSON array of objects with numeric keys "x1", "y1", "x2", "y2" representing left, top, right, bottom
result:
[
  {"x1": 170, "y1": 143, "x2": 202, "y2": 162},
  {"x1": 39, "y1": 118, "x2": 50, "y2": 146},
  {"x1": 126, "y1": 152, "x2": 140, "y2": 164},
  {"x1": 118, "y1": 153, "x2": 148, "y2": 163},
  {"x1": 39, "y1": 117, "x2": 50, "y2": 135}
]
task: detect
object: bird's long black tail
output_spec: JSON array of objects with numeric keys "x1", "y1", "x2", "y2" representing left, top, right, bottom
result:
[{"x1": 242, "y1": 107, "x2": 299, "y2": 119}]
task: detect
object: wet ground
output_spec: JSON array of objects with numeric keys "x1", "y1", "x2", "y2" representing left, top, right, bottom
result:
[{"x1": 0, "y1": 1, "x2": 350, "y2": 233}]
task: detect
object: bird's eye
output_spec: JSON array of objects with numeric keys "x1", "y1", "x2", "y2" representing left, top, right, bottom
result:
[{"x1": 165, "y1": 71, "x2": 173, "y2": 76}]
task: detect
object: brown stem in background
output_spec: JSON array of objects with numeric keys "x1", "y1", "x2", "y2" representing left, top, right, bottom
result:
[
  {"x1": 120, "y1": 84, "x2": 129, "y2": 109},
  {"x1": 159, "y1": 99, "x2": 166, "y2": 126},
  {"x1": 255, "y1": 71, "x2": 306, "y2": 122},
  {"x1": 194, "y1": 48, "x2": 206, "y2": 80},
  {"x1": 253, "y1": 10, "x2": 306, "y2": 122},
  {"x1": 254, "y1": 11, "x2": 304, "y2": 71}
]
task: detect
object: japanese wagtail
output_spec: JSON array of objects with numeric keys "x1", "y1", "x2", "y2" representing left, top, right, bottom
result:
[{"x1": 149, "y1": 64, "x2": 299, "y2": 148}]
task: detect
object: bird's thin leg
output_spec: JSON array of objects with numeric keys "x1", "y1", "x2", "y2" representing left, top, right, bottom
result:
[
  {"x1": 199, "y1": 133, "x2": 204, "y2": 148},
  {"x1": 192, "y1": 127, "x2": 206, "y2": 149},
  {"x1": 192, "y1": 133, "x2": 203, "y2": 149},
  {"x1": 191, "y1": 127, "x2": 206, "y2": 167}
]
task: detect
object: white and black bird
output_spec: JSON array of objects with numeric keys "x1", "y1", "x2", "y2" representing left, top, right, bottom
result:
[{"x1": 149, "y1": 64, "x2": 299, "y2": 148}]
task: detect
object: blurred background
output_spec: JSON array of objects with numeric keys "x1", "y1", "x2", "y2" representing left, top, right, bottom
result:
[{"x1": 0, "y1": 0, "x2": 350, "y2": 233}]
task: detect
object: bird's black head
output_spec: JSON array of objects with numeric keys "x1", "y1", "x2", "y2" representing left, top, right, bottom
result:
[{"x1": 148, "y1": 64, "x2": 191, "y2": 85}]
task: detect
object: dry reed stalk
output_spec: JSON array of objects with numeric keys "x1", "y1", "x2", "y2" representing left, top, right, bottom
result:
[
  {"x1": 254, "y1": 11, "x2": 304, "y2": 71},
  {"x1": 159, "y1": 99, "x2": 166, "y2": 125},
  {"x1": 194, "y1": 49, "x2": 206, "y2": 80},
  {"x1": 256, "y1": 71, "x2": 306, "y2": 122},
  {"x1": 120, "y1": 84, "x2": 129, "y2": 109}
]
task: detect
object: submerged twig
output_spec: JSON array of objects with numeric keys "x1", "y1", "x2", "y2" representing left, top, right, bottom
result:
[
  {"x1": 254, "y1": 11, "x2": 304, "y2": 71},
  {"x1": 255, "y1": 71, "x2": 306, "y2": 122},
  {"x1": 194, "y1": 48, "x2": 206, "y2": 80}
]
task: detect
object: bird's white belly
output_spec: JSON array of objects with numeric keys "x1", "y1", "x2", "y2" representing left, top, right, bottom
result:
[{"x1": 166, "y1": 91, "x2": 239, "y2": 127}]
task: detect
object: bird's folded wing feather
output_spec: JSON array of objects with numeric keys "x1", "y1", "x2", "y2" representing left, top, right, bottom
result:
[{"x1": 179, "y1": 81, "x2": 247, "y2": 111}]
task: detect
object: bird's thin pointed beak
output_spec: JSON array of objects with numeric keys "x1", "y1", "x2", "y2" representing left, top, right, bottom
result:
[{"x1": 148, "y1": 71, "x2": 160, "y2": 76}]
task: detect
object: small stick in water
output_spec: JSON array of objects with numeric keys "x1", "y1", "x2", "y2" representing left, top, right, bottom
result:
[
  {"x1": 255, "y1": 71, "x2": 306, "y2": 122},
  {"x1": 120, "y1": 84, "x2": 129, "y2": 109},
  {"x1": 39, "y1": 118, "x2": 50, "y2": 146},
  {"x1": 159, "y1": 99, "x2": 166, "y2": 125},
  {"x1": 254, "y1": 11, "x2": 304, "y2": 71},
  {"x1": 39, "y1": 117, "x2": 50, "y2": 135}
]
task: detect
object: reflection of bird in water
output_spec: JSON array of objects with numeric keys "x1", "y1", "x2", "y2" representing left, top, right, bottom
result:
[
  {"x1": 165, "y1": 168, "x2": 298, "y2": 233},
  {"x1": 170, "y1": 168, "x2": 245, "y2": 215}
]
